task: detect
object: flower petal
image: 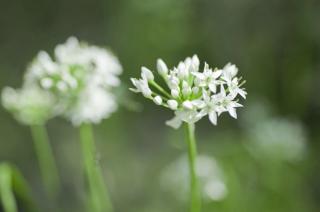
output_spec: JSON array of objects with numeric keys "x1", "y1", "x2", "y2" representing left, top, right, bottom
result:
[
  {"x1": 209, "y1": 112, "x2": 217, "y2": 125},
  {"x1": 166, "y1": 116, "x2": 182, "y2": 129}
]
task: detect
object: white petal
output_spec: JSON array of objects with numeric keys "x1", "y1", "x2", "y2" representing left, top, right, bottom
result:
[
  {"x1": 238, "y1": 89, "x2": 247, "y2": 99},
  {"x1": 212, "y1": 70, "x2": 222, "y2": 79},
  {"x1": 182, "y1": 100, "x2": 194, "y2": 110},
  {"x1": 228, "y1": 107, "x2": 237, "y2": 119},
  {"x1": 202, "y1": 89, "x2": 210, "y2": 102},
  {"x1": 209, "y1": 112, "x2": 217, "y2": 125},
  {"x1": 166, "y1": 116, "x2": 182, "y2": 129},
  {"x1": 223, "y1": 63, "x2": 238, "y2": 78},
  {"x1": 178, "y1": 62, "x2": 186, "y2": 72},
  {"x1": 230, "y1": 102, "x2": 243, "y2": 108},
  {"x1": 192, "y1": 55, "x2": 200, "y2": 67},
  {"x1": 208, "y1": 83, "x2": 217, "y2": 93},
  {"x1": 141, "y1": 67, "x2": 154, "y2": 81},
  {"x1": 220, "y1": 85, "x2": 226, "y2": 97},
  {"x1": 142, "y1": 86, "x2": 152, "y2": 98},
  {"x1": 192, "y1": 100, "x2": 205, "y2": 109},
  {"x1": 130, "y1": 78, "x2": 138, "y2": 87},
  {"x1": 192, "y1": 72, "x2": 205, "y2": 80}
]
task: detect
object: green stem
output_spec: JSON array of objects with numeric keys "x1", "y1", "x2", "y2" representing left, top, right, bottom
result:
[
  {"x1": 149, "y1": 81, "x2": 172, "y2": 99},
  {"x1": 0, "y1": 165, "x2": 17, "y2": 212},
  {"x1": 30, "y1": 124, "x2": 60, "y2": 197},
  {"x1": 79, "y1": 124, "x2": 113, "y2": 212},
  {"x1": 0, "y1": 163, "x2": 38, "y2": 212},
  {"x1": 184, "y1": 123, "x2": 201, "y2": 212}
]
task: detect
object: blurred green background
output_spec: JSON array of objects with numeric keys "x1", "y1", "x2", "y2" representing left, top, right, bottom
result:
[{"x1": 0, "y1": 0, "x2": 320, "y2": 211}]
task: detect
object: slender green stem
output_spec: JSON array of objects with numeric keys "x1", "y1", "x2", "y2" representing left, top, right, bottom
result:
[
  {"x1": 0, "y1": 165, "x2": 17, "y2": 212},
  {"x1": 184, "y1": 123, "x2": 201, "y2": 212},
  {"x1": 30, "y1": 124, "x2": 60, "y2": 197},
  {"x1": 149, "y1": 81, "x2": 172, "y2": 99},
  {"x1": 0, "y1": 163, "x2": 38, "y2": 212},
  {"x1": 79, "y1": 123, "x2": 113, "y2": 212}
]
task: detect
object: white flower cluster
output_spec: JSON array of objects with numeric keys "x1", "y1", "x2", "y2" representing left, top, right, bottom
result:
[
  {"x1": 130, "y1": 55, "x2": 246, "y2": 128},
  {"x1": 247, "y1": 118, "x2": 307, "y2": 162},
  {"x1": 2, "y1": 37, "x2": 122, "y2": 126},
  {"x1": 24, "y1": 37, "x2": 122, "y2": 125},
  {"x1": 1, "y1": 86, "x2": 55, "y2": 125}
]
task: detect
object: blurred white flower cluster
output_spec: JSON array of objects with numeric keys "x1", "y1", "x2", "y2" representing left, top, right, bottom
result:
[
  {"x1": 2, "y1": 37, "x2": 122, "y2": 126},
  {"x1": 242, "y1": 102, "x2": 307, "y2": 162},
  {"x1": 130, "y1": 55, "x2": 246, "y2": 129},
  {"x1": 248, "y1": 118, "x2": 307, "y2": 162},
  {"x1": 1, "y1": 86, "x2": 55, "y2": 125},
  {"x1": 160, "y1": 155, "x2": 228, "y2": 202}
]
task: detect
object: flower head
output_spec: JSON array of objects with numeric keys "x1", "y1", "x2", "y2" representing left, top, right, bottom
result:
[
  {"x1": 130, "y1": 55, "x2": 246, "y2": 128},
  {"x1": 1, "y1": 86, "x2": 55, "y2": 125},
  {"x1": 247, "y1": 118, "x2": 307, "y2": 162},
  {"x1": 25, "y1": 37, "x2": 122, "y2": 125}
]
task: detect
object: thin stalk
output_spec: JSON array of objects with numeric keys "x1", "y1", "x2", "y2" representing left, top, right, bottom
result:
[
  {"x1": 79, "y1": 123, "x2": 113, "y2": 212},
  {"x1": 149, "y1": 81, "x2": 172, "y2": 99},
  {"x1": 0, "y1": 163, "x2": 38, "y2": 212},
  {"x1": 30, "y1": 124, "x2": 60, "y2": 197},
  {"x1": 0, "y1": 165, "x2": 17, "y2": 212},
  {"x1": 184, "y1": 123, "x2": 201, "y2": 212}
]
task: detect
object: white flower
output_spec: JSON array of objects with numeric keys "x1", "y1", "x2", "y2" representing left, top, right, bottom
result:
[
  {"x1": 130, "y1": 78, "x2": 152, "y2": 98},
  {"x1": 166, "y1": 109, "x2": 205, "y2": 129},
  {"x1": 247, "y1": 117, "x2": 307, "y2": 162},
  {"x1": 130, "y1": 55, "x2": 246, "y2": 128},
  {"x1": 221, "y1": 63, "x2": 238, "y2": 82},
  {"x1": 64, "y1": 86, "x2": 117, "y2": 125},
  {"x1": 227, "y1": 77, "x2": 247, "y2": 99},
  {"x1": 193, "y1": 63, "x2": 222, "y2": 93},
  {"x1": 1, "y1": 86, "x2": 55, "y2": 125},
  {"x1": 24, "y1": 36, "x2": 122, "y2": 125}
]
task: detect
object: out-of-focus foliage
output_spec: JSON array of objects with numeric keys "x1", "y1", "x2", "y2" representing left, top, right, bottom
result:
[
  {"x1": 0, "y1": 163, "x2": 37, "y2": 212},
  {"x1": 0, "y1": 0, "x2": 319, "y2": 211}
]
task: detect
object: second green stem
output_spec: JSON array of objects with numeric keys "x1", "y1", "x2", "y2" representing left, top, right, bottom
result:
[
  {"x1": 79, "y1": 123, "x2": 113, "y2": 212},
  {"x1": 185, "y1": 123, "x2": 201, "y2": 212},
  {"x1": 30, "y1": 124, "x2": 60, "y2": 197}
]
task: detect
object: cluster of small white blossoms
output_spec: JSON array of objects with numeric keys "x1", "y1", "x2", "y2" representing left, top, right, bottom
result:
[
  {"x1": 24, "y1": 37, "x2": 122, "y2": 125},
  {"x1": 1, "y1": 86, "x2": 55, "y2": 125},
  {"x1": 130, "y1": 55, "x2": 247, "y2": 129}
]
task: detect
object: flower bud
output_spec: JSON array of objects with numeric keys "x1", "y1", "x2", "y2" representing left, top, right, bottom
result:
[
  {"x1": 141, "y1": 67, "x2": 154, "y2": 81},
  {"x1": 171, "y1": 89, "x2": 180, "y2": 98},
  {"x1": 153, "y1": 96, "x2": 162, "y2": 105},
  {"x1": 167, "y1": 99, "x2": 178, "y2": 110},
  {"x1": 182, "y1": 100, "x2": 194, "y2": 110},
  {"x1": 157, "y1": 59, "x2": 168, "y2": 76},
  {"x1": 182, "y1": 87, "x2": 191, "y2": 98}
]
